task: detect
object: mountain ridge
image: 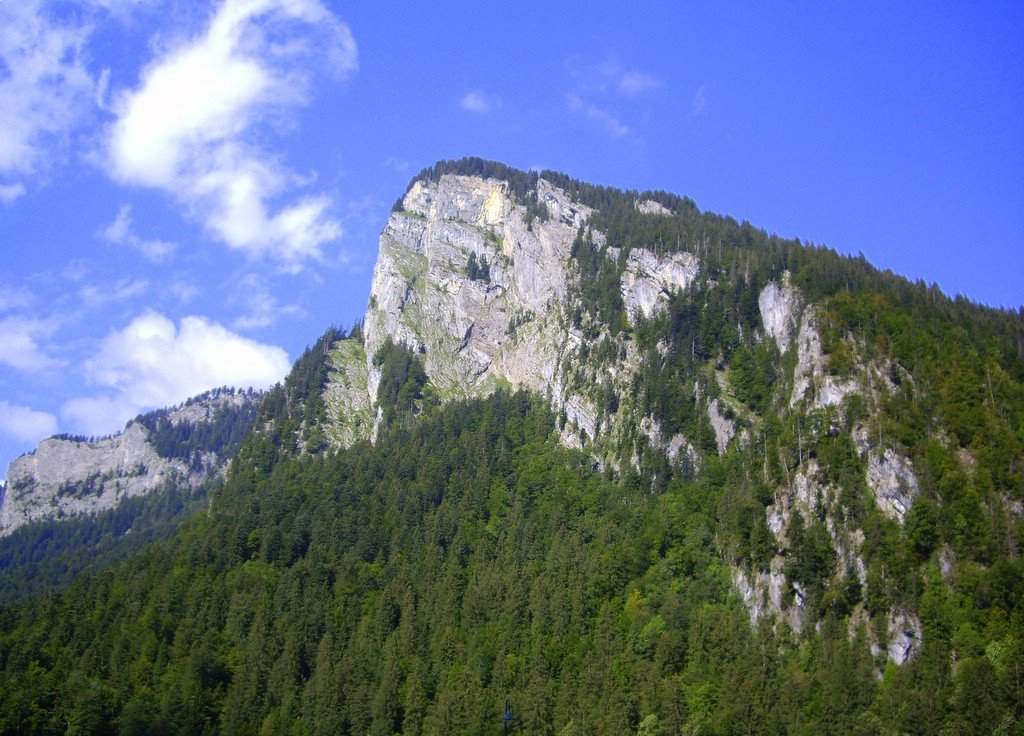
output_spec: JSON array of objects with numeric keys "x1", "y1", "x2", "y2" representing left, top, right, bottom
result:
[{"x1": 0, "y1": 387, "x2": 260, "y2": 537}]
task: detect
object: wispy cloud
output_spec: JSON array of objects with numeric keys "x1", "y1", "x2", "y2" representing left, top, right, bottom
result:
[
  {"x1": 231, "y1": 274, "x2": 304, "y2": 330},
  {"x1": 0, "y1": 286, "x2": 35, "y2": 314},
  {"x1": 100, "y1": 204, "x2": 176, "y2": 262},
  {"x1": 62, "y1": 310, "x2": 290, "y2": 434},
  {"x1": 0, "y1": 183, "x2": 26, "y2": 205},
  {"x1": 565, "y1": 56, "x2": 660, "y2": 138},
  {"x1": 460, "y1": 90, "x2": 497, "y2": 115},
  {"x1": 385, "y1": 158, "x2": 411, "y2": 177},
  {"x1": 572, "y1": 57, "x2": 661, "y2": 98},
  {"x1": 690, "y1": 84, "x2": 708, "y2": 116},
  {"x1": 618, "y1": 71, "x2": 660, "y2": 96},
  {"x1": 0, "y1": 0, "x2": 95, "y2": 178},
  {"x1": 567, "y1": 93, "x2": 630, "y2": 138},
  {"x1": 170, "y1": 281, "x2": 201, "y2": 304},
  {"x1": 78, "y1": 278, "x2": 150, "y2": 308},
  {"x1": 107, "y1": 0, "x2": 358, "y2": 273},
  {"x1": 0, "y1": 401, "x2": 58, "y2": 444},
  {"x1": 0, "y1": 317, "x2": 61, "y2": 373}
]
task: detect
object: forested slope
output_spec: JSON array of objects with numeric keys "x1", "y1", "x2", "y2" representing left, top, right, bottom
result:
[
  {"x1": 0, "y1": 389, "x2": 260, "y2": 601},
  {"x1": 0, "y1": 385, "x2": 1019, "y2": 734}
]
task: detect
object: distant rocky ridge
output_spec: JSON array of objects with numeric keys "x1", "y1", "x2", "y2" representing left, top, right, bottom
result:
[{"x1": 0, "y1": 388, "x2": 259, "y2": 536}]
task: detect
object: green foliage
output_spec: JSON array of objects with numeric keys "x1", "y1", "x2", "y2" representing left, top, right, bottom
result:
[
  {"x1": 372, "y1": 338, "x2": 431, "y2": 429},
  {"x1": 0, "y1": 480, "x2": 211, "y2": 602},
  {"x1": 135, "y1": 387, "x2": 260, "y2": 468},
  {"x1": 728, "y1": 342, "x2": 778, "y2": 413},
  {"x1": 257, "y1": 326, "x2": 349, "y2": 454},
  {"x1": 569, "y1": 230, "x2": 625, "y2": 337},
  {"x1": 466, "y1": 251, "x2": 490, "y2": 282}
]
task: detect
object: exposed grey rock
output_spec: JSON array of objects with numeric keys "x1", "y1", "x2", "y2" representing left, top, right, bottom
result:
[
  {"x1": 939, "y1": 545, "x2": 956, "y2": 583},
  {"x1": 707, "y1": 399, "x2": 735, "y2": 456},
  {"x1": 0, "y1": 391, "x2": 252, "y2": 536},
  {"x1": 364, "y1": 175, "x2": 584, "y2": 405},
  {"x1": 635, "y1": 199, "x2": 673, "y2": 216},
  {"x1": 347, "y1": 173, "x2": 704, "y2": 467},
  {"x1": 733, "y1": 556, "x2": 807, "y2": 634},
  {"x1": 620, "y1": 248, "x2": 699, "y2": 320},
  {"x1": 758, "y1": 273, "x2": 799, "y2": 352},
  {"x1": 323, "y1": 338, "x2": 374, "y2": 448},
  {"x1": 883, "y1": 610, "x2": 922, "y2": 665},
  {"x1": 866, "y1": 448, "x2": 919, "y2": 523},
  {"x1": 639, "y1": 415, "x2": 700, "y2": 474},
  {"x1": 790, "y1": 307, "x2": 857, "y2": 408},
  {"x1": 340, "y1": 169, "x2": 928, "y2": 668}
]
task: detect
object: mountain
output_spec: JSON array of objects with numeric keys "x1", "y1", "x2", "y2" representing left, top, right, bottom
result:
[
  {"x1": 1, "y1": 387, "x2": 260, "y2": 536},
  {"x1": 0, "y1": 159, "x2": 1020, "y2": 735},
  {"x1": 298, "y1": 158, "x2": 1023, "y2": 661},
  {"x1": 0, "y1": 388, "x2": 260, "y2": 601}
]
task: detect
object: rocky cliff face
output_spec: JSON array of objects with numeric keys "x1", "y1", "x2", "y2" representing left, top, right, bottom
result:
[
  {"x1": 0, "y1": 390, "x2": 257, "y2": 536},
  {"x1": 328, "y1": 173, "x2": 701, "y2": 461}
]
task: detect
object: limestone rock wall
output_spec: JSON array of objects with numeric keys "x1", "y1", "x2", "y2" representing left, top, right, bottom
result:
[
  {"x1": 347, "y1": 173, "x2": 706, "y2": 468},
  {"x1": 0, "y1": 391, "x2": 253, "y2": 536}
]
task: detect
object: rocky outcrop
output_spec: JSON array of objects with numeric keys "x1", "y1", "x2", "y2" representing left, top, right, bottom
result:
[
  {"x1": 882, "y1": 610, "x2": 923, "y2": 665},
  {"x1": 363, "y1": 175, "x2": 587, "y2": 405},
  {"x1": 734, "y1": 560, "x2": 807, "y2": 634},
  {"x1": 866, "y1": 449, "x2": 920, "y2": 523},
  {"x1": 758, "y1": 274, "x2": 799, "y2": 352},
  {"x1": 853, "y1": 424, "x2": 920, "y2": 523},
  {"x1": 0, "y1": 391, "x2": 255, "y2": 536},
  {"x1": 323, "y1": 338, "x2": 374, "y2": 448},
  {"x1": 635, "y1": 199, "x2": 673, "y2": 216},
  {"x1": 707, "y1": 399, "x2": 735, "y2": 456},
  {"x1": 639, "y1": 416, "x2": 700, "y2": 475},
  {"x1": 790, "y1": 307, "x2": 858, "y2": 408},
  {"x1": 620, "y1": 248, "x2": 699, "y2": 320},
  {"x1": 336, "y1": 169, "x2": 926, "y2": 667},
  {"x1": 741, "y1": 454, "x2": 920, "y2": 664}
]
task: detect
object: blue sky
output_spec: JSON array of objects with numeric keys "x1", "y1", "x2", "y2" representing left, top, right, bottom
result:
[{"x1": 1, "y1": 1, "x2": 1022, "y2": 474}]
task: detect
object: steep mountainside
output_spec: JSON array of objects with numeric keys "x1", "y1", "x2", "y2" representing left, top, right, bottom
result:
[
  {"x1": 305, "y1": 159, "x2": 1022, "y2": 664},
  {"x1": 0, "y1": 159, "x2": 1020, "y2": 735},
  {"x1": 0, "y1": 388, "x2": 260, "y2": 536}
]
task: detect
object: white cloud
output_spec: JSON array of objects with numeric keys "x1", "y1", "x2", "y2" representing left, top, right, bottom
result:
[
  {"x1": 99, "y1": 204, "x2": 176, "y2": 261},
  {"x1": 691, "y1": 84, "x2": 708, "y2": 116},
  {"x1": 0, "y1": 401, "x2": 59, "y2": 443},
  {"x1": 0, "y1": 317, "x2": 60, "y2": 372},
  {"x1": 568, "y1": 93, "x2": 630, "y2": 138},
  {"x1": 0, "y1": 0, "x2": 94, "y2": 175},
  {"x1": 0, "y1": 183, "x2": 26, "y2": 204},
  {"x1": 61, "y1": 259, "x2": 92, "y2": 283},
  {"x1": 62, "y1": 311, "x2": 289, "y2": 435},
  {"x1": 108, "y1": 0, "x2": 357, "y2": 271},
  {"x1": 460, "y1": 91, "x2": 495, "y2": 114},
  {"x1": 385, "y1": 158, "x2": 411, "y2": 177}
]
